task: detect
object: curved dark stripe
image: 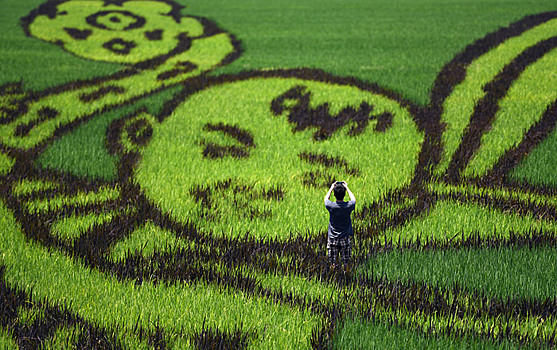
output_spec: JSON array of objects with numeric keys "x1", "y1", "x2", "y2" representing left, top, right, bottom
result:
[
  {"x1": 484, "y1": 99, "x2": 557, "y2": 185},
  {"x1": 428, "y1": 11, "x2": 557, "y2": 185},
  {"x1": 354, "y1": 274, "x2": 557, "y2": 346},
  {"x1": 445, "y1": 36, "x2": 557, "y2": 183},
  {"x1": 431, "y1": 11, "x2": 557, "y2": 111}
]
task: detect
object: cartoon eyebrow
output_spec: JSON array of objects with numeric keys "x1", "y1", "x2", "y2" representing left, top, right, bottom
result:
[{"x1": 201, "y1": 122, "x2": 255, "y2": 159}]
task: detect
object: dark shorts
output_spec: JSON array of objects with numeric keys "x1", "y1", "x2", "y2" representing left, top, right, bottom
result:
[{"x1": 327, "y1": 236, "x2": 351, "y2": 266}]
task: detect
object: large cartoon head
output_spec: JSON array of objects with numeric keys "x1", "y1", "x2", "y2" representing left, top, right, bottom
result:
[
  {"x1": 116, "y1": 73, "x2": 426, "y2": 240},
  {"x1": 22, "y1": 0, "x2": 222, "y2": 65}
]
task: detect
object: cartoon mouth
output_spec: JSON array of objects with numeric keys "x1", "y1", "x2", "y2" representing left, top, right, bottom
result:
[{"x1": 298, "y1": 151, "x2": 360, "y2": 188}]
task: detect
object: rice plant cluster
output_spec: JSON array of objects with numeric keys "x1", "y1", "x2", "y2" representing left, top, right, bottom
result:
[{"x1": 1, "y1": 0, "x2": 557, "y2": 349}]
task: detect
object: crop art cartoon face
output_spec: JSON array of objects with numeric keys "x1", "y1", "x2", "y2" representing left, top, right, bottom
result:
[
  {"x1": 124, "y1": 77, "x2": 425, "y2": 239},
  {"x1": 23, "y1": 0, "x2": 205, "y2": 64}
]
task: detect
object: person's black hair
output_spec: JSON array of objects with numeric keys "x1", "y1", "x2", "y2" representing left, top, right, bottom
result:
[{"x1": 333, "y1": 183, "x2": 346, "y2": 201}]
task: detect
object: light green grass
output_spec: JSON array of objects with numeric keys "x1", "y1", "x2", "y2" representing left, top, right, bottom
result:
[
  {"x1": 383, "y1": 198, "x2": 557, "y2": 245},
  {"x1": 12, "y1": 179, "x2": 59, "y2": 196},
  {"x1": 0, "y1": 153, "x2": 14, "y2": 175},
  {"x1": 51, "y1": 211, "x2": 119, "y2": 241},
  {"x1": 109, "y1": 221, "x2": 186, "y2": 262},
  {"x1": 0, "y1": 327, "x2": 17, "y2": 350},
  {"x1": 364, "y1": 245, "x2": 557, "y2": 301},
  {"x1": 25, "y1": 186, "x2": 120, "y2": 214}
]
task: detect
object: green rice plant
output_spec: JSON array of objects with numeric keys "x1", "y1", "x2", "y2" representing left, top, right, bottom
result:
[
  {"x1": 24, "y1": 186, "x2": 120, "y2": 214},
  {"x1": 511, "y1": 129, "x2": 557, "y2": 187},
  {"x1": 12, "y1": 179, "x2": 59, "y2": 197},
  {"x1": 0, "y1": 328, "x2": 16, "y2": 349},
  {"x1": 382, "y1": 198, "x2": 557, "y2": 245},
  {"x1": 43, "y1": 325, "x2": 80, "y2": 350},
  {"x1": 363, "y1": 245, "x2": 557, "y2": 301},
  {"x1": 0, "y1": 153, "x2": 14, "y2": 176},
  {"x1": 333, "y1": 317, "x2": 530, "y2": 350},
  {"x1": 109, "y1": 221, "x2": 187, "y2": 262},
  {"x1": 51, "y1": 211, "x2": 119, "y2": 241}
]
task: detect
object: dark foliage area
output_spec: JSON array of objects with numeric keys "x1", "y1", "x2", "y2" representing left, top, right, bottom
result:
[{"x1": 192, "y1": 322, "x2": 254, "y2": 350}]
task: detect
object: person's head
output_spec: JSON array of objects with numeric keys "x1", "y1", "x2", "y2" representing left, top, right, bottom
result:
[{"x1": 333, "y1": 183, "x2": 346, "y2": 201}]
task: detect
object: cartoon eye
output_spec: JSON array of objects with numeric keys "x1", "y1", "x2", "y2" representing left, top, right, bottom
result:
[{"x1": 86, "y1": 10, "x2": 146, "y2": 31}]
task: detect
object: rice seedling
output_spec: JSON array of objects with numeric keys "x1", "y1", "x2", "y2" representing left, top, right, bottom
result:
[{"x1": 364, "y1": 245, "x2": 557, "y2": 301}]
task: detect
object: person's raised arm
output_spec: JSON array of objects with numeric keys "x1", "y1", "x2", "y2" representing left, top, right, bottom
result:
[
  {"x1": 324, "y1": 182, "x2": 335, "y2": 203},
  {"x1": 343, "y1": 182, "x2": 356, "y2": 203}
]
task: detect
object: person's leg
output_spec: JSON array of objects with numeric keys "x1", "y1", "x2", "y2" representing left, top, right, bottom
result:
[
  {"x1": 327, "y1": 240, "x2": 340, "y2": 268},
  {"x1": 340, "y1": 238, "x2": 352, "y2": 272}
]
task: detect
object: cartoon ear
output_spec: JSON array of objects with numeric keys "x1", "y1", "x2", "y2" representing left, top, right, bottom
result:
[
  {"x1": 23, "y1": 1, "x2": 103, "y2": 45},
  {"x1": 431, "y1": 11, "x2": 557, "y2": 184},
  {"x1": 106, "y1": 108, "x2": 157, "y2": 156}
]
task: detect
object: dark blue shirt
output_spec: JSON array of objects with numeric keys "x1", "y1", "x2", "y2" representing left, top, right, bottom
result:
[{"x1": 325, "y1": 199, "x2": 356, "y2": 240}]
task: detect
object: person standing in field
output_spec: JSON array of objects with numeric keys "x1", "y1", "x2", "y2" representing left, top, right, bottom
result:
[{"x1": 324, "y1": 181, "x2": 356, "y2": 271}]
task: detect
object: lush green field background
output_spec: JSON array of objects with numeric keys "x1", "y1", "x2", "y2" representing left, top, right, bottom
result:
[
  {"x1": 2, "y1": 0, "x2": 557, "y2": 185},
  {"x1": 2, "y1": 0, "x2": 557, "y2": 105},
  {"x1": 1, "y1": 0, "x2": 557, "y2": 348}
]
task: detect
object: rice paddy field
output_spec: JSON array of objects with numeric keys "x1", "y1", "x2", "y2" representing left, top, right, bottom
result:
[{"x1": 2, "y1": 0, "x2": 557, "y2": 348}]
